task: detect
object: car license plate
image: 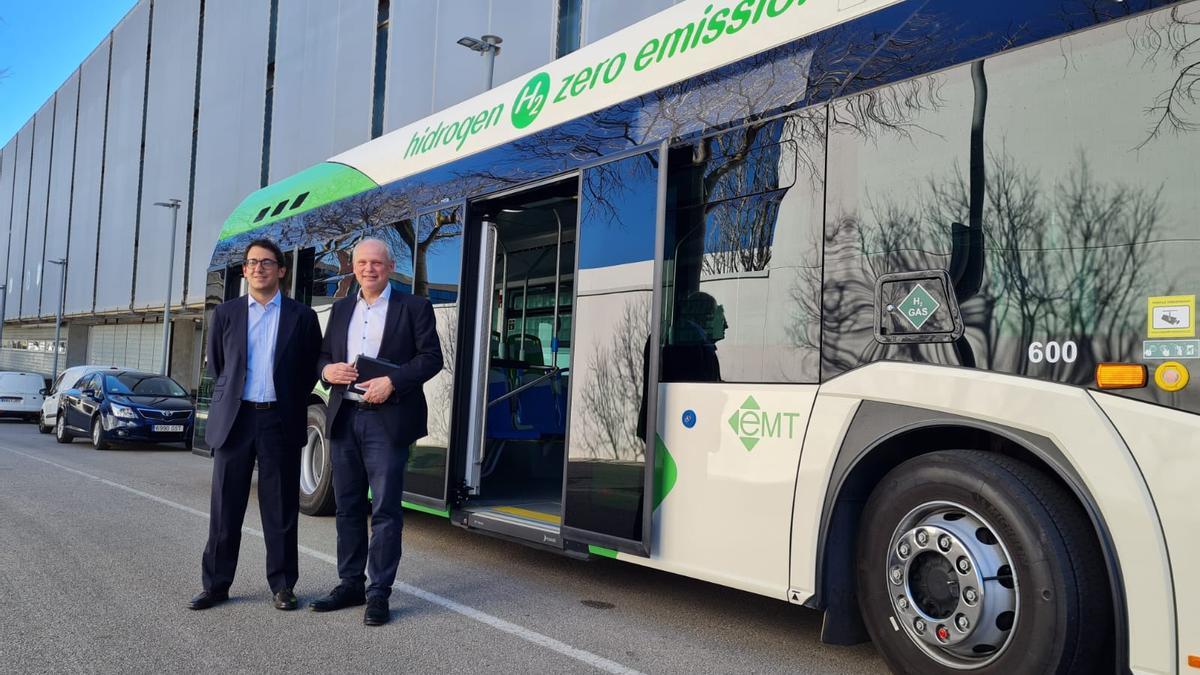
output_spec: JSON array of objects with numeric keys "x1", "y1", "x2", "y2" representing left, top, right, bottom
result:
[{"x1": 153, "y1": 424, "x2": 184, "y2": 433}]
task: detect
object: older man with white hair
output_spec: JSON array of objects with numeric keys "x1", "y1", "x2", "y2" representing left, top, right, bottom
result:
[{"x1": 310, "y1": 237, "x2": 443, "y2": 625}]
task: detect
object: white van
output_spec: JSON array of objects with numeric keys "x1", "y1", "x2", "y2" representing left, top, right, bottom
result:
[
  {"x1": 38, "y1": 365, "x2": 119, "y2": 433},
  {"x1": 0, "y1": 372, "x2": 48, "y2": 421}
]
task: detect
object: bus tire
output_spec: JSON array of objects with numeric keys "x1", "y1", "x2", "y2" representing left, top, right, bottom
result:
[
  {"x1": 299, "y1": 404, "x2": 336, "y2": 517},
  {"x1": 855, "y1": 450, "x2": 1110, "y2": 674}
]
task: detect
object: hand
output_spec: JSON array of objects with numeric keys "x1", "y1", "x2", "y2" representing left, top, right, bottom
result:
[
  {"x1": 323, "y1": 362, "x2": 358, "y2": 385},
  {"x1": 359, "y1": 376, "x2": 395, "y2": 404}
]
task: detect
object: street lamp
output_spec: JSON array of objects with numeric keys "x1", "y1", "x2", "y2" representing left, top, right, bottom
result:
[
  {"x1": 456, "y1": 34, "x2": 502, "y2": 90},
  {"x1": 154, "y1": 198, "x2": 183, "y2": 376},
  {"x1": 47, "y1": 258, "x2": 67, "y2": 381}
]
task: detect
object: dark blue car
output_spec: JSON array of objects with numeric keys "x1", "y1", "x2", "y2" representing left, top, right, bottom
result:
[{"x1": 56, "y1": 370, "x2": 195, "y2": 450}]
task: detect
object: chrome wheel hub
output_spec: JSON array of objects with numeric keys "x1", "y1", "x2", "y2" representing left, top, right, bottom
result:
[{"x1": 887, "y1": 502, "x2": 1018, "y2": 669}]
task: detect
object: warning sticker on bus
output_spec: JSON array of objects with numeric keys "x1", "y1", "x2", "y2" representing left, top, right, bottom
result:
[{"x1": 1147, "y1": 295, "x2": 1195, "y2": 339}]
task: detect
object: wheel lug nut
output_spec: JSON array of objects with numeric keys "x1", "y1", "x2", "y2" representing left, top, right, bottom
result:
[
  {"x1": 938, "y1": 534, "x2": 952, "y2": 552},
  {"x1": 898, "y1": 542, "x2": 911, "y2": 558},
  {"x1": 957, "y1": 556, "x2": 971, "y2": 574},
  {"x1": 956, "y1": 614, "x2": 969, "y2": 631},
  {"x1": 890, "y1": 566, "x2": 903, "y2": 584},
  {"x1": 915, "y1": 530, "x2": 929, "y2": 546},
  {"x1": 963, "y1": 587, "x2": 978, "y2": 604},
  {"x1": 913, "y1": 619, "x2": 926, "y2": 634},
  {"x1": 896, "y1": 596, "x2": 909, "y2": 610},
  {"x1": 935, "y1": 624, "x2": 951, "y2": 642}
]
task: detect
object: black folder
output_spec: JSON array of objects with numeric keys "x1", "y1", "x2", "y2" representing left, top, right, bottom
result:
[{"x1": 350, "y1": 354, "x2": 398, "y2": 393}]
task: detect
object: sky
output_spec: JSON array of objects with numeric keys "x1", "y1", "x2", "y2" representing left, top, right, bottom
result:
[{"x1": 0, "y1": 0, "x2": 137, "y2": 145}]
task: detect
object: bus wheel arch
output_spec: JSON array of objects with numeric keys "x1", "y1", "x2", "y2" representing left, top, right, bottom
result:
[{"x1": 811, "y1": 404, "x2": 1126, "y2": 669}]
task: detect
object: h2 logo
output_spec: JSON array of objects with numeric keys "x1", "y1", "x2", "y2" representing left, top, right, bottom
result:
[{"x1": 512, "y1": 73, "x2": 551, "y2": 129}]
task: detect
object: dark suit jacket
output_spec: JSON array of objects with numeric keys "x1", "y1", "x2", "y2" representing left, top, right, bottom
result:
[
  {"x1": 317, "y1": 291, "x2": 443, "y2": 447},
  {"x1": 204, "y1": 294, "x2": 323, "y2": 449}
]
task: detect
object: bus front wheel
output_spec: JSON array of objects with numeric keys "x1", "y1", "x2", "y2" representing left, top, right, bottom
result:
[
  {"x1": 299, "y1": 404, "x2": 335, "y2": 516},
  {"x1": 856, "y1": 450, "x2": 1110, "y2": 674}
]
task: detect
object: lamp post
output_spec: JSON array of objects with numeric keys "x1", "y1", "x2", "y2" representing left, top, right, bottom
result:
[
  {"x1": 154, "y1": 198, "x2": 183, "y2": 376},
  {"x1": 456, "y1": 34, "x2": 503, "y2": 90},
  {"x1": 47, "y1": 258, "x2": 67, "y2": 381}
]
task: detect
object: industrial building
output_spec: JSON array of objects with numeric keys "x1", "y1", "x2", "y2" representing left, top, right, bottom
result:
[{"x1": 0, "y1": 0, "x2": 675, "y2": 390}]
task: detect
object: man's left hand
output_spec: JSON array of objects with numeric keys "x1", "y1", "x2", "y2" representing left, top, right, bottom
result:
[{"x1": 359, "y1": 376, "x2": 395, "y2": 404}]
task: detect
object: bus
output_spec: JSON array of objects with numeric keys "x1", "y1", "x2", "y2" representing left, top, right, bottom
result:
[{"x1": 195, "y1": 0, "x2": 1200, "y2": 672}]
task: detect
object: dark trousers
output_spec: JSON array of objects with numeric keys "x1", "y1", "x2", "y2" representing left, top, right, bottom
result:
[
  {"x1": 330, "y1": 405, "x2": 409, "y2": 600},
  {"x1": 201, "y1": 404, "x2": 300, "y2": 594}
]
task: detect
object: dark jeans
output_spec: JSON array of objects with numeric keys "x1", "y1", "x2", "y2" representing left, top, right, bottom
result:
[
  {"x1": 331, "y1": 405, "x2": 410, "y2": 600},
  {"x1": 201, "y1": 404, "x2": 300, "y2": 594}
]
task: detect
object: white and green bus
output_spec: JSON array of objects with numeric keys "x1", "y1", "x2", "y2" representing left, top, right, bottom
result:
[{"x1": 196, "y1": 0, "x2": 1200, "y2": 672}]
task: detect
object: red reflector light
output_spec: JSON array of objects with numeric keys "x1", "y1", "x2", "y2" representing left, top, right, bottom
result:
[{"x1": 1095, "y1": 363, "x2": 1147, "y2": 390}]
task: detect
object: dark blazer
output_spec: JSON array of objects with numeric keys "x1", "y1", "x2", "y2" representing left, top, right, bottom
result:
[
  {"x1": 204, "y1": 294, "x2": 323, "y2": 449},
  {"x1": 317, "y1": 291, "x2": 443, "y2": 446}
]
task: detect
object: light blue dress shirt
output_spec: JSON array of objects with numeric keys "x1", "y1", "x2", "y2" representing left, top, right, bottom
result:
[{"x1": 242, "y1": 291, "x2": 281, "y2": 402}]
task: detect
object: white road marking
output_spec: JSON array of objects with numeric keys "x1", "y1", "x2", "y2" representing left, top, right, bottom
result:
[{"x1": 0, "y1": 444, "x2": 644, "y2": 675}]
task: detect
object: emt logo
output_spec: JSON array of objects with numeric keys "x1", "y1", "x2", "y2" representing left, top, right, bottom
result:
[{"x1": 727, "y1": 396, "x2": 801, "y2": 451}]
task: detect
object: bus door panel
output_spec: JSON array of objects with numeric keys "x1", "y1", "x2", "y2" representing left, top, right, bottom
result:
[
  {"x1": 406, "y1": 205, "x2": 466, "y2": 511},
  {"x1": 561, "y1": 148, "x2": 663, "y2": 557}
]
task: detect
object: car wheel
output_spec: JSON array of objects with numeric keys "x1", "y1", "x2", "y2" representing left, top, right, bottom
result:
[
  {"x1": 91, "y1": 417, "x2": 111, "y2": 451},
  {"x1": 299, "y1": 404, "x2": 335, "y2": 516},
  {"x1": 37, "y1": 412, "x2": 52, "y2": 434},
  {"x1": 55, "y1": 414, "x2": 73, "y2": 443},
  {"x1": 856, "y1": 450, "x2": 1110, "y2": 674}
]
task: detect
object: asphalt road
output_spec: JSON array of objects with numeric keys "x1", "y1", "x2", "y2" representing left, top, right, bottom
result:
[{"x1": 0, "y1": 419, "x2": 888, "y2": 674}]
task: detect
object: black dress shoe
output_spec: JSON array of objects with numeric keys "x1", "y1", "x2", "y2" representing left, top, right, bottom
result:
[
  {"x1": 187, "y1": 589, "x2": 229, "y2": 610},
  {"x1": 273, "y1": 588, "x2": 298, "y2": 611},
  {"x1": 309, "y1": 583, "x2": 366, "y2": 612},
  {"x1": 363, "y1": 596, "x2": 390, "y2": 626}
]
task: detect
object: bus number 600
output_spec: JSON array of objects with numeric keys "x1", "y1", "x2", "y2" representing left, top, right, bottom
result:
[{"x1": 1028, "y1": 341, "x2": 1078, "y2": 364}]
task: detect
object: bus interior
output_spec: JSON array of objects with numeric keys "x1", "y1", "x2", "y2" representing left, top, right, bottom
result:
[{"x1": 459, "y1": 178, "x2": 578, "y2": 544}]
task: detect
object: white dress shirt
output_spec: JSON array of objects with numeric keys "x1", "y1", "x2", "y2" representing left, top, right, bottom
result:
[
  {"x1": 347, "y1": 283, "x2": 391, "y2": 364},
  {"x1": 242, "y1": 290, "x2": 281, "y2": 402}
]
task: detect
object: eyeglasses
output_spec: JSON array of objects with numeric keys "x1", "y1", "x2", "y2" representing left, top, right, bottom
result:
[{"x1": 243, "y1": 258, "x2": 280, "y2": 270}]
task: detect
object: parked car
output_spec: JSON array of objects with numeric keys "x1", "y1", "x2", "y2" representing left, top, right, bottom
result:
[
  {"x1": 38, "y1": 364, "x2": 120, "y2": 434},
  {"x1": 0, "y1": 372, "x2": 47, "y2": 421},
  {"x1": 56, "y1": 370, "x2": 194, "y2": 450}
]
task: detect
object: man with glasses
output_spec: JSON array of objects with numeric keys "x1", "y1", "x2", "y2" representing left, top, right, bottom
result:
[{"x1": 188, "y1": 239, "x2": 322, "y2": 612}]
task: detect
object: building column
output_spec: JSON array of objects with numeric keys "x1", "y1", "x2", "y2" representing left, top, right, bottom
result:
[{"x1": 169, "y1": 317, "x2": 202, "y2": 393}]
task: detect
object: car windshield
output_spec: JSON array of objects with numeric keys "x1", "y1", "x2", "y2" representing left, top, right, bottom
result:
[{"x1": 104, "y1": 374, "x2": 187, "y2": 397}]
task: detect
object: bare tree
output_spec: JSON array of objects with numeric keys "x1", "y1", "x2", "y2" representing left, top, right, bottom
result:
[
  {"x1": 1133, "y1": 5, "x2": 1200, "y2": 148},
  {"x1": 577, "y1": 294, "x2": 651, "y2": 460}
]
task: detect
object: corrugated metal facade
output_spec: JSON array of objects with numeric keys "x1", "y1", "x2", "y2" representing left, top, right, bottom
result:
[
  {"x1": 268, "y1": 0, "x2": 374, "y2": 183},
  {"x1": 94, "y1": 3, "x2": 151, "y2": 313},
  {"x1": 186, "y1": 0, "x2": 271, "y2": 307},
  {"x1": 42, "y1": 72, "x2": 81, "y2": 318},
  {"x1": 133, "y1": 0, "x2": 200, "y2": 310}
]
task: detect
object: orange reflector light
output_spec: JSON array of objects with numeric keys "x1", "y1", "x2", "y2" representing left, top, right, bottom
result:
[
  {"x1": 1189, "y1": 654, "x2": 1200, "y2": 668},
  {"x1": 1095, "y1": 363, "x2": 1147, "y2": 389}
]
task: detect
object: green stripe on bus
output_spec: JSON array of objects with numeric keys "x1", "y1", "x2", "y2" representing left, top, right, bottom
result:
[
  {"x1": 402, "y1": 501, "x2": 451, "y2": 518},
  {"x1": 218, "y1": 162, "x2": 377, "y2": 242},
  {"x1": 588, "y1": 545, "x2": 619, "y2": 559},
  {"x1": 654, "y1": 434, "x2": 677, "y2": 510}
]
